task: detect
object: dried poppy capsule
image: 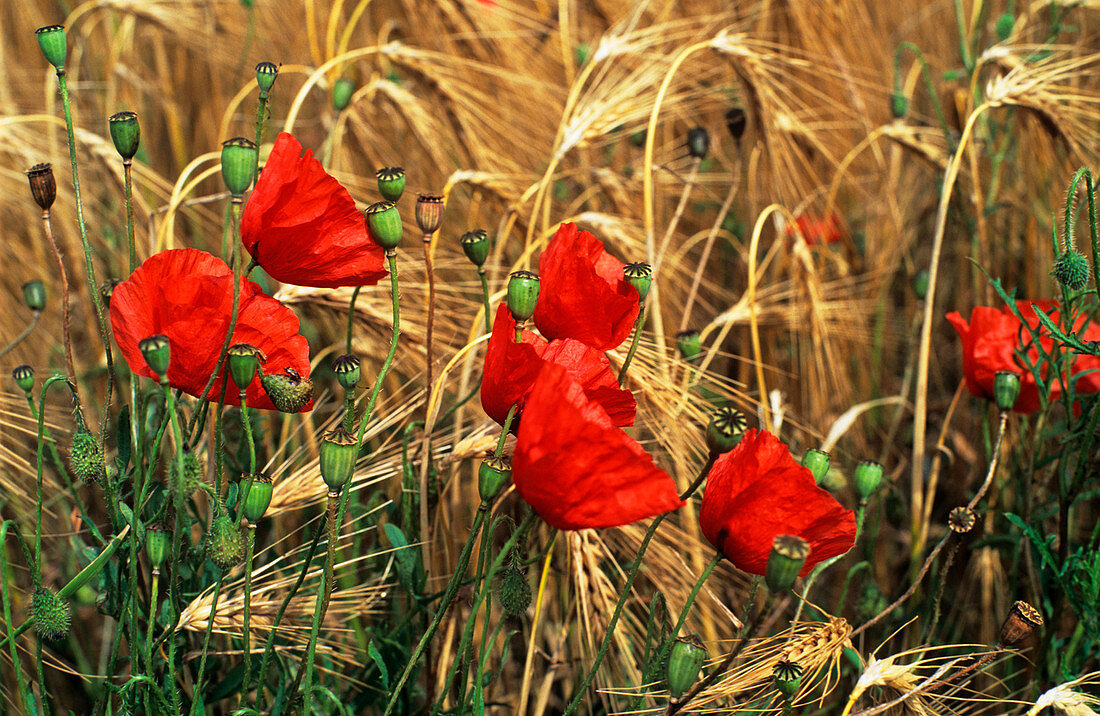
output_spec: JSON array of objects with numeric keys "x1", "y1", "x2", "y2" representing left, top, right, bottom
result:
[
  {"x1": 138, "y1": 335, "x2": 171, "y2": 377},
  {"x1": 997, "y1": 601, "x2": 1043, "y2": 647},
  {"x1": 415, "y1": 193, "x2": 445, "y2": 234},
  {"x1": 801, "y1": 449, "x2": 831, "y2": 485},
  {"x1": 376, "y1": 167, "x2": 405, "y2": 202},
  {"x1": 766, "y1": 535, "x2": 810, "y2": 592},
  {"x1": 35, "y1": 25, "x2": 67, "y2": 70},
  {"x1": 221, "y1": 137, "x2": 258, "y2": 197},
  {"x1": 320, "y1": 427, "x2": 358, "y2": 492},
  {"x1": 255, "y1": 61, "x2": 279, "y2": 94},
  {"x1": 667, "y1": 634, "x2": 706, "y2": 698},
  {"x1": 948, "y1": 506, "x2": 976, "y2": 533},
  {"x1": 26, "y1": 163, "x2": 56, "y2": 210},
  {"x1": 108, "y1": 111, "x2": 140, "y2": 160}
]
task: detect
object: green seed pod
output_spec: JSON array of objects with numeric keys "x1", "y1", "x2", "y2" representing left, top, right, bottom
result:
[
  {"x1": 331, "y1": 354, "x2": 361, "y2": 391},
  {"x1": 35, "y1": 25, "x2": 67, "y2": 71},
  {"x1": 145, "y1": 523, "x2": 171, "y2": 570},
  {"x1": 801, "y1": 449, "x2": 831, "y2": 485},
  {"x1": 675, "y1": 329, "x2": 703, "y2": 362},
  {"x1": 138, "y1": 334, "x2": 171, "y2": 377},
  {"x1": 255, "y1": 61, "x2": 279, "y2": 94},
  {"x1": 1052, "y1": 249, "x2": 1089, "y2": 291},
  {"x1": 498, "y1": 564, "x2": 532, "y2": 616},
  {"x1": 260, "y1": 369, "x2": 313, "y2": 413},
  {"x1": 332, "y1": 78, "x2": 355, "y2": 111},
  {"x1": 12, "y1": 365, "x2": 34, "y2": 394},
  {"x1": 725, "y1": 107, "x2": 747, "y2": 143},
  {"x1": 765, "y1": 534, "x2": 809, "y2": 593},
  {"x1": 667, "y1": 634, "x2": 707, "y2": 698},
  {"x1": 365, "y1": 201, "x2": 403, "y2": 250},
  {"x1": 706, "y1": 407, "x2": 747, "y2": 455},
  {"x1": 70, "y1": 429, "x2": 106, "y2": 485},
  {"x1": 506, "y1": 270, "x2": 540, "y2": 322},
  {"x1": 108, "y1": 111, "x2": 140, "y2": 161},
  {"x1": 460, "y1": 229, "x2": 490, "y2": 267},
  {"x1": 22, "y1": 280, "x2": 46, "y2": 312},
  {"x1": 31, "y1": 587, "x2": 72, "y2": 641},
  {"x1": 227, "y1": 343, "x2": 265, "y2": 391},
  {"x1": 853, "y1": 460, "x2": 884, "y2": 502},
  {"x1": 686, "y1": 127, "x2": 710, "y2": 160},
  {"x1": 996, "y1": 12, "x2": 1014, "y2": 42},
  {"x1": 241, "y1": 473, "x2": 273, "y2": 525},
  {"x1": 993, "y1": 370, "x2": 1021, "y2": 412},
  {"x1": 415, "y1": 193, "x2": 445, "y2": 235},
  {"x1": 319, "y1": 427, "x2": 358, "y2": 492},
  {"x1": 220, "y1": 137, "x2": 258, "y2": 197},
  {"x1": 890, "y1": 91, "x2": 909, "y2": 120},
  {"x1": 376, "y1": 167, "x2": 406, "y2": 203},
  {"x1": 205, "y1": 513, "x2": 246, "y2": 571},
  {"x1": 912, "y1": 269, "x2": 929, "y2": 300},
  {"x1": 26, "y1": 163, "x2": 56, "y2": 210},
  {"x1": 773, "y1": 659, "x2": 803, "y2": 699},
  {"x1": 623, "y1": 262, "x2": 652, "y2": 302},
  {"x1": 478, "y1": 456, "x2": 512, "y2": 503},
  {"x1": 169, "y1": 446, "x2": 204, "y2": 498}
]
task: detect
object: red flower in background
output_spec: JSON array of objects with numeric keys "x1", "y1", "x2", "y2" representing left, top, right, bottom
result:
[
  {"x1": 532, "y1": 223, "x2": 640, "y2": 351},
  {"x1": 785, "y1": 212, "x2": 843, "y2": 246},
  {"x1": 699, "y1": 429, "x2": 855, "y2": 576},
  {"x1": 947, "y1": 300, "x2": 1100, "y2": 413},
  {"x1": 110, "y1": 248, "x2": 312, "y2": 412},
  {"x1": 241, "y1": 132, "x2": 387, "y2": 288},
  {"x1": 512, "y1": 363, "x2": 682, "y2": 530},
  {"x1": 481, "y1": 305, "x2": 635, "y2": 428}
]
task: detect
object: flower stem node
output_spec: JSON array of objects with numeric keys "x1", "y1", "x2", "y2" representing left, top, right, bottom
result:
[
  {"x1": 1052, "y1": 249, "x2": 1089, "y2": 291},
  {"x1": 623, "y1": 262, "x2": 652, "y2": 302},
  {"x1": 498, "y1": 563, "x2": 532, "y2": 616},
  {"x1": 35, "y1": 25, "x2": 67, "y2": 71},
  {"x1": 765, "y1": 534, "x2": 810, "y2": 593},
  {"x1": 26, "y1": 164, "x2": 56, "y2": 210},
  {"x1": 70, "y1": 429, "x2": 106, "y2": 485},
  {"x1": 108, "y1": 111, "x2": 141, "y2": 160},
  {"x1": 460, "y1": 229, "x2": 490, "y2": 267},
  {"x1": 260, "y1": 368, "x2": 313, "y2": 413},
  {"x1": 22, "y1": 280, "x2": 47, "y2": 312},
  {"x1": 675, "y1": 329, "x2": 703, "y2": 362},
  {"x1": 375, "y1": 168, "x2": 405, "y2": 203},
  {"x1": 170, "y1": 446, "x2": 204, "y2": 498},
  {"x1": 31, "y1": 587, "x2": 71, "y2": 641},
  {"x1": 853, "y1": 460, "x2": 884, "y2": 501},
  {"x1": 365, "y1": 201, "x2": 403, "y2": 250},
  {"x1": 332, "y1": 78, "x2": 354, "y2": 111},
  {"x1": 705, "y1": 407, "x2": 747, "y2": 455},
  {"x1": 725, "y1": 107, "x2": 747, "y2": 143},
  {"x1": 506, "y1": 271, "x2": 540, "y2": 323},
  {"x1": 948, "y1": 506, "x2": 976, "y2": 533},
  {"x1": 227, "y1": 343, "x2": 265, "y2": 391},
  {"x1": 145, "y1": 523, "x2": 171, "y2": 571},
  {"x1": 221, "y1": 137, "x2": 258, "y2": 197},
  {"x1": 997, "y1": 600, "x2": 1043, "y2": 647},
  {"x1": 478, "y1": 456, "x2": 512, "y2": 503},
  {"x1": 993, "y1": 370, "x2": 1021, "y2": 412},
  {"x1": 667, "y1": 634, "x2": 706, "y2": 698},
  {"x1": 255, "y1": 61, "x2": 280, "y2": 94},
  {"x1": 240, "y1": 473, "x2": 273, "y2": 525},
  {"x1": 331, "y1": 354, "x2": 361, "y2": 391},
  {"x1": 801, "y1": 449, "x2": 831, "y2": 485},
  {"x1": 319, "y1": 427, "x2": 358, "y2": 492},
  {"x1": 12, "y1": 365, "x2": 34, "y2": 394},
  {"x1": 773, "y1": 659, "x2": 803, "y2": 699},
  {"x1": 205, "y1": 513, "x2": 246, "y2": 571},
  {"x1": 686, "y1": 127, "x2": 710, "y2": 160},
  {"x1": 138, "y1": 334, "x2": 171, "y2": 377},
  {"x1": 415, "y1": 193, "x2": 445, "y2": 235}
]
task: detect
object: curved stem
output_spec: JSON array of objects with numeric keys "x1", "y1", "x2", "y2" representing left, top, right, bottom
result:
[
  {"x1": 354, "y1": 252, "x2": 401, "y2": 448},
  {"x1": 681, "y1": 176, "x2": 739, "y2": 332},
  {"x1": 0, "y1": 521, "x2": 34, "y2": 709},
  {"x1": 39, "y1": 211, "x2": 76, "y2": 385},
  {"x1": 0, "y1": 312, "x2": 41, "y2": 357},
  {"x1": 617, "y1": 305, "x2": 647, "y2": 384},
  {"x1": 345, "y1": 286, "x2": 362, "y2": 354},
  {"x1": 35, "y1": 375, "x2": 80, "y2": 583}
]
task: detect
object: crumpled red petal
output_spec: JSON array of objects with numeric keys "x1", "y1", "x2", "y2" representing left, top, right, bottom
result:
[
  {"x1": 699, "y1": 429, "x2": 855, "y2": 576},
  {"x1": 512, "y1": 362, "x2": 682, "y2": 530},
  {"x1": 532, "y1": 223, "x2": 640, "y2": 351},
  {"x1": 110, "y1": 248, "x2": 312, "y2": 411},
  {"x1": 240, "y1": 132, "x2": 387, "y2": 288}
]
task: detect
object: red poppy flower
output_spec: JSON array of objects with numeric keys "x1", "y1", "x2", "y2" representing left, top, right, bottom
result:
[
  {"x1": 481, "y1": 304, "x2": 635, "y2": 428},
  {"x1": 512, "y1": 363, "x2": 683, "y2": 530},
  {"x1": 947, "y1": 300, "x2": 1100, "y2": 414},
  {"x1": 785, "y1": 212, "x2": 843, "y2": 246},
  {"x1": 110, "y1": 248, "x2": 312, "y2": 412},
  {"x1": 240, "y1": 132, "x2": 387, "y2": 288},
  {"x1": 699, "y1": 429, "x2": 856, "y2": 576},
  {"x1": 532, "y1": 223, "x2": 640, "y2": 351}
]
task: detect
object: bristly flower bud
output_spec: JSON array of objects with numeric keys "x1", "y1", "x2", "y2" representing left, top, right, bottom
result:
[
  {"x1": 31, "y1": 587, "x2": 71, "y2": 640},
  {"x1": 765, "y1": 534, "x2": 810, "y2": 593},
  {"x1": 376, "y1": 167, "x2": 406, "y2": 203},
  {"x1": 332, "y1": 78, "x2": 354, "y2": 111},
  {"x1": 145, "y1": 523, "x2": 171, "y2": 571},
  {"x1": 801, "y1": 449, "x2": 831, "y2": 485},
  {"x1": 478, "y1": 456, "x2": 512, "y2": 503},
  {"x1": 70, "y1": 429, "x2": 107, "y2": 485},
  {"x1": 498, "y1": 563, "x2": 532, "y2": 616},
  {"x1": 997, "y1": 601, "x2": 1043, "y2": 647},
  {"x1": 35, "y1": 25, "x2": 67, "y2": 71},
  {"x1": 676, "y1": 329, "x2": 702, "y2": 362},
  {"x1": 138, "y1": 334, "x2": 171, "y2": 377},
  {"x1": 1052, "y1": 249, "x2": 1089, "y2": 291},
  {"x1": 773, "y1": 659, "x2": 803, "y2": 699},
  {"x1": 365, "y1": 200, "x2": 403, "y2": 250},
  {"x1": 240, "y1": 473, "x2": 273, "y2": 525},
  {"x1": 948, "y1": 506, "x2": 976, "y2": 533},
  {"x1": 853, "y1": 460, "x2": 883, "y2": 501},
  {"x1": 26, "y1": 163, "x2": 56, "y2": 210},
  {"x1": 12, "y1": 365, "x2": 34, "y2": 394},
  {"x1": 220, "y1": 137, "x2": 258, "y2": 197},
  {"x1": 22, "y1": 280, "x2": 47, "y2": 312},
  {"x1": 623, "y1": 262, "x2": 652, "y2": 302},
  {"x1": 725, "y1": 107, "x2": 747, "y2": 142},
  {"x1": 506, "y1": 271, "x2": 540, "y2": 322},
  {"x1": 108, "y1": 111, "x2": 140, "y2": 160},
  {"x1": 205, "y1": 513, "x2": 245, "y2": 571},
  {"x1": 260, "y1": 368, "x2": 313, "y2": 412},
  {"x1": 667, "y1": 634, "x2": 707, "y2": 698},
  {"x1": 460, "y1": 229, "x2": 490, "y2": 267},
  {"x1": 320, "y1": 427, "x2": 358, "y2": 492},
  {"x1": 993, "y1": 370, "x2": 1021, "y2": 412},
  {"x1": 686, "y1": 127, "x2": 710, "y2": 159},
  {"x1": 415, "y1": 193, "x2": 445, "y2": 235},
  {"x1": 227, "y1": 343, "x2": 265, "y2": 391},
  {"x1": 169, "y1": 445, "x2": 203, "y2": 498},
  {"x1": 331, "y1": 354, "x2": 361, "y2": 391},
  {"x1": 255, "y1": 61, "x2": 279, "y2": 94},
  {"x1": 706, "y1": 407, "x2": 747, "y2": 454}
]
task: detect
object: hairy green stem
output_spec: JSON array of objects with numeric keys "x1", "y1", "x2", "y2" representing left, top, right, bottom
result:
[
  {"x1": 124, "y1": 160, "x2": 136, "y2": 273},
  {"x1": 355, "y1": 251, "x2": 401, "y2": 448},
  {"x1": 299, "y1": 491, "x2": 342, "y2": 711},
  {"x1": 617, "y1": 305, "x2": 647, "y2": 384},
  {"x1": 191, "y1": 573, "x2": 226, "y2": 713}
]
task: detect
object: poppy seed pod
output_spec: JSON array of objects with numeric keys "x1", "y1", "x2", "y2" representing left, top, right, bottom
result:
[
  {"x1": 255, "y1": 61, "x2": 279, "y2": 94},
  {"x1": 725, "y1": 107, "x2": 747, "y2": 142},
  {"x1": 138, "y1": 334, "x2": 171, "y2": 377},
  {"x1": 227, "y1": 343, "x2": 265, "y2": 391},
  {"x1": 686, "y1": 127, "x2": 710, "y2": 159},
  {"x1": 376, "y1": 167, "x2": 405, "y2": 202},
  {"x1": 623, "y1": 262, "x2": 652, "y2": 302},
  {"x1": 498, "y1": 563, "x2": 532, "y2": 615},
  {"x1": 765, "y1": 534, "x2": 810, "y2": 592},
  {"x1": 145, "y1": 523, "x2": 171, "y2": 571},
  {"x1": 31, "y1": 587, "x2": 71, "y2": 641},
  {"x1": 260, "y1": 369, "x2": 314, "y2": 413},
  {"x1": 221, "y1": 137, "x2": 258, "y2": 197},
  {"x1": 22, "y1": 280, "x2": 47, "y2": 312},
  {"x1": 478, "y1": 456, "x2": 512, "y2": 503},
  {"x1": 100, "y1": 279, "x2": 121, "y2": 308},
  {"x1": 331, "y1": 354, "x2": 361, "y2": 391},
  {"x1": 12, "y1": 365, "x2": 34, "y2": 394},
  {"x1": 460, "y1": 229, "x2": 490, "y2": 267},
  {"x1": 993, "y1": 370, "x2": 1021, "y2": 413},
  {"x1": 1052, "y1": 249, "x2": 1089, "y2": 291},
  {"x1": 205, "y1": 513, "x2": 246, "y2": 570},
  {"x1": 320, "y1": 427, "x2": 358, "y2": 492},
  {"x1": 801, "y1": 449, "x2": 831, "y2": 485},
  {"x1": 415, "y1": 194, "x2": 445, "y2": 234},
  {"x1": 365, "y1": 201, "x2": 403, "y2": 250},
  {"x1": 70, "y1": 429, "x2": 106, "y2": 485},
  {"x1": 853, "y1": 460, "x2": 883, "y2": 501},
  {"x1": 667, "y1": 634, "x2": 706, "y2": 698},
  {"x1": 706, "y1": 407, "x2": 747, "y2": 455},
  {"x1": 332, "y1": 78, "x2": 354, "y2": 111},
  {"x1": 26, "y1": 163, "x2": 56, "y2": 210},
  {"x1": 675, "y1": 329, "x2": 702, "y2": 362},
  {"x1": 773, "y1": 659, "x2": 803, "y2": 699},
  {"x1": 997, "y1": 600, "x2": 1043, "y2": 647},
  {"x1": 240, "y1": 473, "x2": 273, "y2": 525},
  {"x1": 35, "y1": 25, "x2": 67, "y2": 70},
  {"x1": 108, "y1": 111, "x2": 140, "y2": 160},
  {"x1": 506, "y1": 271, "x2": 540, "y2": 322},
  {"x1": 948, "y1": 506, "x2": 976, "y2": 533}
]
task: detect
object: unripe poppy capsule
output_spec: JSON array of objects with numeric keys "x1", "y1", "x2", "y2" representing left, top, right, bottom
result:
[
  {"x1": 108, "y1": 111, "x2": 140, "y2": 160},
  {"x1": 12, "y1": 365, "x2": 34, "y2": 393},
  {"x1": 706, "y1": 407, "x2": 746, "y2": 454},
  {"x1": 478, "y1": 456, "x2": 511, "y2": 503},
  {"x1": 22, "y1": 280, "x2": 47, "y2": 312},
  {"x1": 506, "y1": 271, "x2": 540, "y2": 322},
  {"x1": 331, "y1": 354, "x2": 361, "y2": 391},
  {"x1": 667, "y1": 634, "x2": 706, "y2": 698},
  {"x1": 853, "y1": 460, "x2": 883, "y2": 501},
  {"x1": 221, "y1": 137, "x2": 258, "y2": 197},
  {"x1": 240, "y1": 473, "x2": 273, "y2": 525},
  {"x1": 801, "y1": 449, "x2": 831, "y2": 485},
  {"x1": 993, "y1": 370, "x2": 1021, "y2": 412},
  {"x1": 319, "y1": 427, "x2": 358, "y2": 492},
  {"x1": 623, "y1": 262, "x2": 652, "y2": 302},
  {"x1": 255, "y1": 61, "x2": 279, "y2": 94},
  {"x1": 35, "y1": 25, "x2": 67, "y2": 70},
  {"x1": 332, "y1": 78, "x2": 354, "y2": 111},
  {"x1": 227, "y1": 343, "x2": 265, "y2": 391},
  {"x1": 376, "y1": 168, "x2": 405, "y2": 202},
  {"x1": 460, "y1": 229, "x2": 490, "y2": 267},
  {"x1": 765, "y1": 534, "x2": 809, "y2": 592},
  {"x1": 138, "y1": 335, "x2": 171, "y2": 377},
  {"x1": 365, "y1": 201, "x2": 403, "y2": 250}
]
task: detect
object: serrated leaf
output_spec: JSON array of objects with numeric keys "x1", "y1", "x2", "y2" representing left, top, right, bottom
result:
[{"x1": 1004, "y1": 513, "x2": 1058, "y2": 570}]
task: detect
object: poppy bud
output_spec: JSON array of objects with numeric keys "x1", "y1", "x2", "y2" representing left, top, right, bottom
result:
[
  {"x1": 31, "y1": 587, "x2": 71, "y2": 641},
  {"x1": 765, "y1": 534, "x2": 809, "y2": 592},
  {"x1": 853, "y1": 460, "x2": 883, "y2": 501},
  {"x1": 108, "y1": 111, "x2": 140, "y2": 161},
  {"x1": 415, "y1": 193, "x2": 445, "y2": 234},
  {"x1": 26, "y1": 163, "x2": 56, "y2": 210},
  {"x1": 948, "y1": 505, "x2": 976, "y2": 533},
  {"x1": 240, "y1": 473, "x2": 273, "y2": 525},
  {"x1": 993, "y1": 370, "x2": 1021, "y2": 412},
  {"x1": 138, "y1": 334, "x2": 171, "y2": 377},
  {"x1": 705, "y1": 407, "x2": 746, "y2": 454},
  {"x1": 667, "y1": 634, "x2": 706, "y2": 698},
  {"x1": 331, "y1": 354, "x2": 361, "y2": 391},
  {"x1": 996, "y1": 12, "x2": 1014, "y2": 41},
  {"x1": 676, "y1": 329, "x2": 703, "y2": 362},
  {"x1": 70, "y1": 429, "x2": 106, "y2": 485},
  {"x1": 478, "y1": 456, "x2": 511, "y2": 503},
  {"x1": 1052, "y1": 249, "x2": 1089, "y2": 291},
  {"x1": 773, "y1": 659, "x2": 803, "y2": 699},
  {"x1": 255, "y1": 61, "x2": 279, "y2": 94},
  {"x1": 227, "y1": 343, "x2": 265, "y2": 391},
  {"x1": 997, "y1": 600, "x2": 1043, "y2": 647},
  {"x1": 22, "y1": 280, "x2": 47, "y2": 312},
  {"x1": 912, "y1": 269, "x2": 929, "y2": 300},
  {"x1": 686, "y1": 127, "x2": 710, "y2": 160},
  {"x1": 35, "y1": 25, "x2": 67, "y2": 71},
  {"x1": 320, "y1": 427, "x2": 358, "y2": 492},
  {"x1": 332, "y1": 78, "x2": 354, "y2": 111},
  {"x1": 376, "y1": 168, "x2": 406, "y2": 203},
  {"x1": 169, "y1": 446, "x2": 203, "y2": 498},
  {"x1": 365, "y1": 201, "x2": 403, "y2": 250},
  {"x1": 100, "y1": 279, "x2": 121, "y2": 308},
  {"x1": 12, "y1": 365, "x2": 34, "y2": 394},
  {"x1": 205, "y1": 513, "x2": 245, "y2": 570},
  {"x1": 460, "y1": 229, "x2": 490, "y2": 267},
  {"x1": 260, "y1": 369, "x2": 313, "y2": 413},
  {"x1": 623, "y1": 262, "x2": 652, "y2": 302},
  {"x1": 801, "y1": 449, "x2": 831, "y2": 485},
  {"x1": 498, "y1": 563, "x2": 532, "y2": 616},
  {"x1": 145, "y1": 523, "x2": 171, "y2": 571},
  {"x1": 506, "y1": 270, "x2": 540, "y2": 322},
  {"x1": 890, "y1": 91, "x2": 909, "y2": 120},
  {"x1": 221, "y1": 137, "x2": 258, "y2": 197},
  {"x1": 725, "y1": 107, "x2": 747, "y2": 142}
]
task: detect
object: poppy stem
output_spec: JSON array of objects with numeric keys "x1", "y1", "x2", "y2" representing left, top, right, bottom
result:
[
  {"x1": 618, "y1": 305, "x2": 647, "y2": 384},
  {"x1": 495, "y1": 404, "x2": 517, "y2": 457},
  {"x1": 478, "y1": 268, "x2": 492, "y2": 334},
  {"x1": 424, "y1": 231, "x2": 437, "y2": 396},
  {"x1": 191, "y1": 571, "x2": 225, "y2": 714},
  {"x1": 355, "y1": 251, "x2": 401, "y2": 448},
  {"x1": 298, "y1": 489, "x2": 342, "y2": 712},
  {"x1": 345, "y1": 286, "x2": 362, "y2": 353},
  {"x1": 143, "y1": 569, "x2": 159, "y2": 684},
  {"x1": 124, "y1": 159, "x2": 136, "y2": 273},
  {"x1": 241, "y1": 526, "x2": 257, "y2": 687},
  {"x1": 0, "y1": 311, "x2": 41, "y2": 358},
  {"x1": 39, "y1": 208, "x2": 77, "y2": 390}
]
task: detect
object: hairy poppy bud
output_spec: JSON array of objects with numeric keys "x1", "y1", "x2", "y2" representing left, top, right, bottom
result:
[
  {"x1": 676, "y1": 329, "x2": 702, "y2": 362},
  {"x1": 35, "y1": 25, "x2": 67, "y2": 70},
  {"x1": 725, "y1": 107, "x2": 747, "y2": 142},
  {"x1": 376, "y1": 167, "x2": 405, "y2": 203},
  {"x1": 108, "y1": 111, "x2": 140, "y2": 160},
  {"x1": 773, "y1": 659, "x2": 803, "y2": 699},
  {"x1": 623, "y1": 262, "x2": 652, "y2": 302},
  {"x1": 70, "y1": 429, "x2": 106, "y2": 485},
  {"x1": 686, "y1": 127, "x2": 710, "y2": 159},
  {"x1": 365, "y1": 200, "x2": 403, "y2": 250},
  {"x1": 765, "y1": 534, "x2": 809, "y2": 592},
  {"x1": 227, "y1": 343, "x2": 265, "y2": 391},
  {"x1": 1052, "y1": 249, "x2": 1089, "y2": 291},
  {"x1": 331, "y1": 354, "x2": 361, "y2": 391},
  {"x1": 478, "y1": 456, "x2": 511, "y2": 503},
  {"x1": 22, "y1": 280, "x2": 46, "y2": 312},
  {"x1": 506, "y1": 270, "x2": 540, "y2": 322},
  {"x1": 221, "y1": 137, "x2": 258, "y2": 197},
  {"x1": 460, "y1": 229, "x2": 490, "y2": 267},
  {"x1": 320, "y1": 427, "x2": 358, "y2": 492},
  {"x1": 498, "y1": 563, "x2": 531, "y2": 616},
  {"x1": 853, "y1": 460, "x2": 883, "y2": 501},
  {"x1": 997, "y1": 600, "x2": 1043, "y2": 647},
  {"x1": 240, "y1": 473, "x2": 273, "y2": 525},
  {"x1": 138, "y1": 334, "x2": 171, "y2": 377},
  {"x1": 205, "y1": 513, "x2": 245, "y2": 570},
  {"x1": 32, "y1": 587, "x2": 71, "y2": 640},
  {"x1": 26, "y1": 163, "x2": 56, "y2": 210},
  {"x1": 667, "y1": 634, "x2": 706, "y2": 698},
  {"x1": 890, "y1": 91, "x2": 909, "y2": 120},
  {"x1": 948, "y1": 505, "x2": 976, "y2": 533},
  {"x1": 801, "y1": 449, "x2": 831, "y2": 485},
  {"x1": 706, "y1": 407, "x2": 747, "y2": 454},
  {"x1": 145, "y1": 523, "x2": 171, "y2": 571},
  {"x1": 169, "y1": 446, "x2": 203, "y2": 498},
  {"x1": 996, "y1": 12, "x2": 1014, "y2": 42},
  {"x1": 332, "y1": 78, "x2": 354, "y2": 111},
  {"x1": 993, "y1": 370, "x2": 1021, "y2": 412},
  {"x1": 255, "y1": 61, "x2": 279, "y2": 94},
  {"x1": 260, "y1": 368, "x2": 313, "y2": 412},
  {"x1": 12, "y1": 365, "x2": 34, "y2": 394},
  {"x1": 415, "y1": 193, "x2": 445, "y2": 234}
]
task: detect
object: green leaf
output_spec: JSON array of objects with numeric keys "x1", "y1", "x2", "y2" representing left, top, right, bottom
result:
[
  {"x1": 1004, "y1": 513, "x2": 1058, "y2": 571},
  {"x1": 368, "y1": 639, "x2": 389, "y2": 688}
]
